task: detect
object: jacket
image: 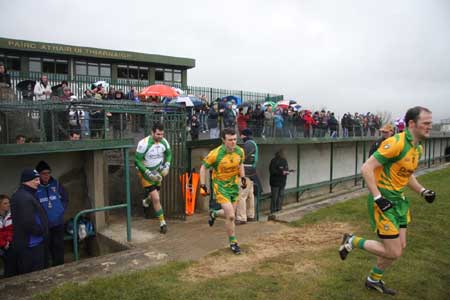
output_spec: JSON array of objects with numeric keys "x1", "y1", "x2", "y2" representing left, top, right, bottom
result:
[
  {"x1": 237, "y1": 113, "x2": 250, "y2": 132},
  {"x1": 11, "y1": 185, "x2": 48, "y2": 251},
  {"x1": 207, "y1": 108, "x2": 219, "y2": 129},
  {"x1": 269, "y1": 153, "x2": 289, "y2": 187},
  {"x1": 34, "y1": 80, "x2": 52, "y2": 100},
  {"x1": 36, "y1": 177, "x2": 68, "y2": 228},
  {"x1": 0, "y1": 72, "x2": 11, "y2": 87},
  {"x1": 0, "y1": 211, "x2": 13, "y2": 249}
]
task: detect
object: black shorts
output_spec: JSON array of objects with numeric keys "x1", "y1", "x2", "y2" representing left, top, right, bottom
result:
[{"x1": 144, "y1": 185, "x2": 160, "y2": 194}]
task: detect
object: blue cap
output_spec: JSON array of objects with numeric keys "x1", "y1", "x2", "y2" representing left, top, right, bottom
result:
[{"x1": 20, "y1": 168, "x2": 39, "y2": 183}]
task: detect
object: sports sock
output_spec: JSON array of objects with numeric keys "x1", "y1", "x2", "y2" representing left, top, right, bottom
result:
[
  {"x1": 211, "y1": 209, "x2": 218, "y2": 217},
  {"x1": 368, "y1": 267, "x2": 384, "y2": 282},
  {"x1": 350, "y1": 235, "x2": 366, "y2": 249},
  {"x1": 229, "y1": 236, "x2": 237, "y2": 244},
  {"x1": 155, "y1": 208, "x2": 165, "y2": 224}
]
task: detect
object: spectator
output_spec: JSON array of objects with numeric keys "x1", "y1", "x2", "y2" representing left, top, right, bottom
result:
[
  {"x1": 110, "y1": 90, "x2": 127, "y2": 138},
  {"x1": 368, "y1": 114, "x2": 377, "y2": 136},
  {"x1": 10, "y1": 169, "x2": 49, "y2": 276},
  {"x1": 106, "y1": 87, "x2": 116, "y2": 100},
  {"x1": 396, "y1": 118, "x2": 405, "y2": 133},
  {"x1": 264, "y1": 104, "x2": 274, "y2": 137},
  {"x1": 22, "y1": 82, "x2": 35, "y2": 101},
  {"x1": 223, "y1": 102, "x2": 236, "y2": 129},
  {"x1": 354, "y1": 113, "x2": 362, "y2": 137},
  {"x1": 286, "y1": 107, "x2": 296, "y2": 138},
  {"x1": 328, "y1": 112, "x2": 339, "y2": 138},
  {"x1": 237, "y1": 107, "x2": 250, "y2": 134},
  {"x1": 0, "y1": 63, "x2": 11, "y2": 88},
  {"x1": 34, "y1": 74, "x2": 52, "y2": 101},
  {"x1": 236, "y1": 128, "x2": 259, "y2": 224},
  {"x1": 251, "y1": 104, "x2": 265, "y2": 137},
  {"x1": 15, "y1": 134, "x2": 26, "y2": 144},
  {"x1": 199, "y1": 99, "x2": 209, "y2": 133},
  {"x1": 295, "y1": 110, "x2": 305, "y2": 137},
  {"x1": 35, "y1": 161, "x2": 68, "y2": 266},
  {"x1": 269, "y1": 148, "x2": 292, "y2": 218},
  {"x1": 127, "y1": 86, "x2": 142, "y2": 132},
  {"x1": 207, "y1": 102, "x2": 220, "y2": 139},
  {"x1": 69, "y1": 131, "x2": 81, "y2": 141},
  {"x1": 0, "y1": 194, "x2": 13, "y2": 277},
  {"x1": 312, "y1": 111, "x2": 320, "y2": 137},
  {"x1": 341, "y1": 114, "x2": 349, "y2": 137},
  {"x1": 53, "y1": 80, "x2": 68, "y2": 98},
  {"x1": 274, "y1": 108, "x2": 284, "y2": 137},
  {"x1": 368, "y1": 124, "x2": 395, "y2": 156},
  {"x1": 83, "y1": 89, "x2": 94, "y2": 100},
  {"x1": 190, "y1": 114, "x2": 200, "y2": 141},
  {"x1": 319, "y1": 110, "x2": 328, "y2": 137},
  {"x1": 60, "y1": 87, "x2": 72, "y2": 101},
  {"x1": 303, "y1": 110, "x2": 314, "y2": 138},
  {"x1": 127, "y1": 86, "x2": 138, "y2": 101}
]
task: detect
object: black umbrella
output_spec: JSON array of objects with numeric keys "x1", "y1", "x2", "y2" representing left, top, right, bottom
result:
[
  {"x1": 16, "y1": 80, "x2": 36, "y2": 91},
  {"x1": 51, "y1": 84, "x2": 63, "y2": 92}
]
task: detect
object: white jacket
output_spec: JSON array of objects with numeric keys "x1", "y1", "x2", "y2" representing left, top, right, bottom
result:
[{"x1": 34, "y1": 81, "x2": 52, "y2": 100}]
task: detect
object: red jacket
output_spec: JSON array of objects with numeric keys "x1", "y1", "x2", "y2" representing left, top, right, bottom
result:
[
  {"x1": 303, "y1": 112, "x2": 316, "y2": 127},
  {"x1": 0, "y1": 212, "x2": 13, "y2": 248},
  {"x1": 237, "y1": 113, "x2": 250, "y2": 132}
]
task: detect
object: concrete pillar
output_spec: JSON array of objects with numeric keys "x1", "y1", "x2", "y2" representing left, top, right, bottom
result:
[
  {"x1": 149, "y1": 67, "x2": 156, "y2": 84},
  {"x1": 85, "y1": 151, "x2": 107, "y2": 231},
  {"x1": 182, "y1": 69, "x2": 187, "y2": 87}
]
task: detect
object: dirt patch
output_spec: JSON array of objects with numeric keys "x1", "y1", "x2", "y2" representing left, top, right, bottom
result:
[{"x1": 180, "y1": 222, "x2": 354, "y2": 282}]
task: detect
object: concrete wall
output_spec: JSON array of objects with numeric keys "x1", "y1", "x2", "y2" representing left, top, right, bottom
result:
[{"x1": 187, "y1": 140, "x2": 375, "y2": 211}]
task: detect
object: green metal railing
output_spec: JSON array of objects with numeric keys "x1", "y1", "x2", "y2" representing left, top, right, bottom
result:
[{"x1": 72, "y1": 204, "x2": 130, "y2": 261}]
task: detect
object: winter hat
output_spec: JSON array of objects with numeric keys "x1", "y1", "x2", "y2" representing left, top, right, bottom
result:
[
  {"x1": 36, "y1": 160, "x2": 51, "y2": 173},
  {"x1": 20, "y1": 169, "x2": 39, "y2": 183}
]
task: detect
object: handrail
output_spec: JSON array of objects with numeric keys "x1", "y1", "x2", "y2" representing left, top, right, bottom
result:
[{"x1": 72, "y1": 203, "x2": 130, "y2": 261}]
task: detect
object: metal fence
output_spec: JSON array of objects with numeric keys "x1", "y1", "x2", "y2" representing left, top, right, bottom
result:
[{"x1": 3, "y1": 72, "x2": 282, "y2": 105}]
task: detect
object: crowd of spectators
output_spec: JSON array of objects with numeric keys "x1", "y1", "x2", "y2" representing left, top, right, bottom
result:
[
  {"x1": 189, "y1": 97, "x2": 385, "y2": 140},
  {"x1": 1, "y1": 71, "x2": 392, "y2": 143}
]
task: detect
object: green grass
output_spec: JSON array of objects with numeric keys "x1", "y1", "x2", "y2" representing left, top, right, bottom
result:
[{"x1": 36, "y1": 168, "x2": 450, "y2": 300}]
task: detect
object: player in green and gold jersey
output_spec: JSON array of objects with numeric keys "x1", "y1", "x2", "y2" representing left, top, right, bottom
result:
[
  {"x1": 200, "y1": 127, "x2": 246, "y2": 254},
  {"x1": 339, "y1": 106, "x2": 436, "y2": 295}
]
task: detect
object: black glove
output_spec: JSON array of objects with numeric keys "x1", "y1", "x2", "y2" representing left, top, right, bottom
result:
[
  {"x1": 241, "y1": 177, "x2": 247, "y2": 189},
  {"x1": 421, "y1": 189, "x2": 436, "y2": 203},
  {"x1": 200, "y1": 184, "x2": 209, "y2": 196},
  {"x1": 374, "y1": 196, "x2": 393, "y2": 212}
]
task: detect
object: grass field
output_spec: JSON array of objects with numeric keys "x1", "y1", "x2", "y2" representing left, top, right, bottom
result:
[{"x1": 37, "y1": 167, "x2": 450, "y2": 300}]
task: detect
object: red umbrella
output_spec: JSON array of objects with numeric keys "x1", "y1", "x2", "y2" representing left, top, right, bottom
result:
[
  {"x1": 276, "y1": 100, "x2": 290, "y2": 109},
  {"x1": 138, "y1": 84, "x2": 179, "y2": 98}
]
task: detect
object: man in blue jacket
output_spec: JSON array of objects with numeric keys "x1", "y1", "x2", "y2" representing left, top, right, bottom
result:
[
  {"x1": 36, "y1": 161, "x2": 68, "y2": 266},
  {"x1": 10, "y1": 169, "x2": 49, "y2": 276}
]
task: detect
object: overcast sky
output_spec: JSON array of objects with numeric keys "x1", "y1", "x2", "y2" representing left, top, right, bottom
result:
[{"x1": 1, "y1": 0, "x2": 449, "y2": 121}]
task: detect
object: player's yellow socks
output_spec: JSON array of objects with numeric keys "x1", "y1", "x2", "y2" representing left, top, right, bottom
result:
[
  {"x1": 229, "y1": 236, "x2": 237, "y2": 244},
  {"x1": 351, "y1": 236, "x2": 366, "y2": 249},
  {"x1": 155, "y1": 208, "x2": 165, "y2": 223},
  {"x1": 368, "y1": 267, "x2": 384, "y2": 282}
]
